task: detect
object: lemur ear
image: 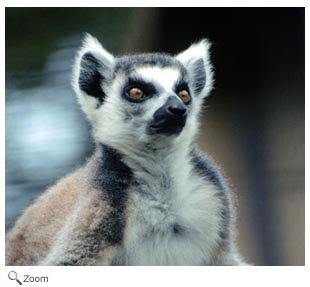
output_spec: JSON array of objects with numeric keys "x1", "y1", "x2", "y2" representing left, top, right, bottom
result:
[
  {"x1": 73, "y1": 34, "x2": 114, "y2": 116},
  {"x1": 176, "y1": 39, "x2": 213, "y2": 98}
]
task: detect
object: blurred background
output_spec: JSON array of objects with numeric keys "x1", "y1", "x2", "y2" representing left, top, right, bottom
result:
[{"x1": 5, "y1": 8, "x2": 305, "y2": 265}]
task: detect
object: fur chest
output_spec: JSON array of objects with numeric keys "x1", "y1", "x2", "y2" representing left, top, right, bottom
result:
[{"x1": 110, "y1": 170, "x2": 224, "y2": 266}]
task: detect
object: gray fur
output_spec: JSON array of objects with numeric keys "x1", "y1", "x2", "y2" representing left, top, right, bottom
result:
[{"x1": 114, "y1": 53, "x2": 187, "y2": 77}]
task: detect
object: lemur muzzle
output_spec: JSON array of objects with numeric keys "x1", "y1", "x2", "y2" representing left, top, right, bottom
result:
[{"x1": 147, "y1": 96, "x2": 187, "y2": 135}]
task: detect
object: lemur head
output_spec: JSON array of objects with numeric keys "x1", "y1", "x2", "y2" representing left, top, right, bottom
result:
[{"x1": 73, "y1": 34, "x2": 213, "y2": 151}]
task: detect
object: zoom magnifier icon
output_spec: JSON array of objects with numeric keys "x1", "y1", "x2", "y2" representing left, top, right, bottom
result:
[{"x1": 8, "y1": 271, "x2": 22, "y2": 285}]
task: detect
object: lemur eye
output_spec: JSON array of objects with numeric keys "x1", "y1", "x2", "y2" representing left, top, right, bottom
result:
[
  {"x1": 128, "y1": 88, "x2": 144, "y2": 100},
  {"x1": 178, "y1": 90, "x2": 191, "y2": 103}
]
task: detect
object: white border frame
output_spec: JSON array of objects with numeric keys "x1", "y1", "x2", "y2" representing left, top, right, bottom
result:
[{"x1": 1, "y1": 1, "x2": 308, "y2": 286}]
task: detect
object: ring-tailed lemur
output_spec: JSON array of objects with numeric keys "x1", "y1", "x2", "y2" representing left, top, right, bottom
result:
[{"x1": 6, "y1": 34, "x2": 247, "y2": 266}]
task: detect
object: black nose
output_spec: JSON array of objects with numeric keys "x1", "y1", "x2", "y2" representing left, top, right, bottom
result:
[
  {"x1": 148, "y1": 96, "x2": 188, "y2": 135},
  {"x1": 167, "y1": 105, "x2": 186, "y2": 116},
  {"x1": 165, "y1": 97, "x2": 187, "y2": 117}
]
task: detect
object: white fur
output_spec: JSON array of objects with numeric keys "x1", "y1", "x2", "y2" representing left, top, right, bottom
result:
[
  {"x1": 176, "y1": 39, "x2": 214, "y2": 99},
  {"x1": 109, "y1": 144, "x2": 223, "y2": 265},
  {"x1": 135, "y1": 66, "x2": 181, "y2": 93},
  {"x1": 72, "y1": 34, "x2": 114, "y2": 122}
]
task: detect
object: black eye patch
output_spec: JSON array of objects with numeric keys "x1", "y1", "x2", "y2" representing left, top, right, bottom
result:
[
  {"x1": 174, "y1": 79, "x2": 190, "y2": 93},
  {"x1": 123, "y1": 77, "x2": 157, "y2": 102},
  {"x1": 174, "y1": 79, "x2": 192, "y2": 104}
]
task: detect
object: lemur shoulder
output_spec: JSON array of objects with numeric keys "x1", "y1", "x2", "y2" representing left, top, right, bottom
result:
[{"x1": 6, "y1": 35, "x2": 247, "y2": 266}]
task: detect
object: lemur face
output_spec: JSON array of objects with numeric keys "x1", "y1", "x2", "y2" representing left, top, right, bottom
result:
[
  {"x1": 73, "y1": 35, "x2": 213, "y2": 148},
  {"x1": 116, "y1": 60, "x2": 189, "y2": 137}
]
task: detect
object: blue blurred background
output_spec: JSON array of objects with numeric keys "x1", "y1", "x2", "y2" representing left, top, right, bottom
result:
[{"x1": 5, "y1": 7, "x2": 305, "y2": 265}]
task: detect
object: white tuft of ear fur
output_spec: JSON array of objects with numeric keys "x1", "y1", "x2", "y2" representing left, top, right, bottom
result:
[
  {"x1": 80, "y1": 33, "x2": 114, "y2": 64},
  {"x1": 72, "y1": 34, "x2": 114, "y2": 121},
  {"x1": 176, "y1": 39, "x2": 214, "y2": 98}
]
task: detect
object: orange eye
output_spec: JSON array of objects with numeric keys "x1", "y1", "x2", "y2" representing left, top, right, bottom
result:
[
  {"x1": 178, "y1": 90, "x2": 191, "y2": 103},
  {"x1": 128, "y1": 88, "x2": 144, "y2": 100}
]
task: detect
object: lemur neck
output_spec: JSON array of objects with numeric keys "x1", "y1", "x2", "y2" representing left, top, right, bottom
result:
[{"x1": 96, "y1": 136, "x2": 193, "y2": 180}]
